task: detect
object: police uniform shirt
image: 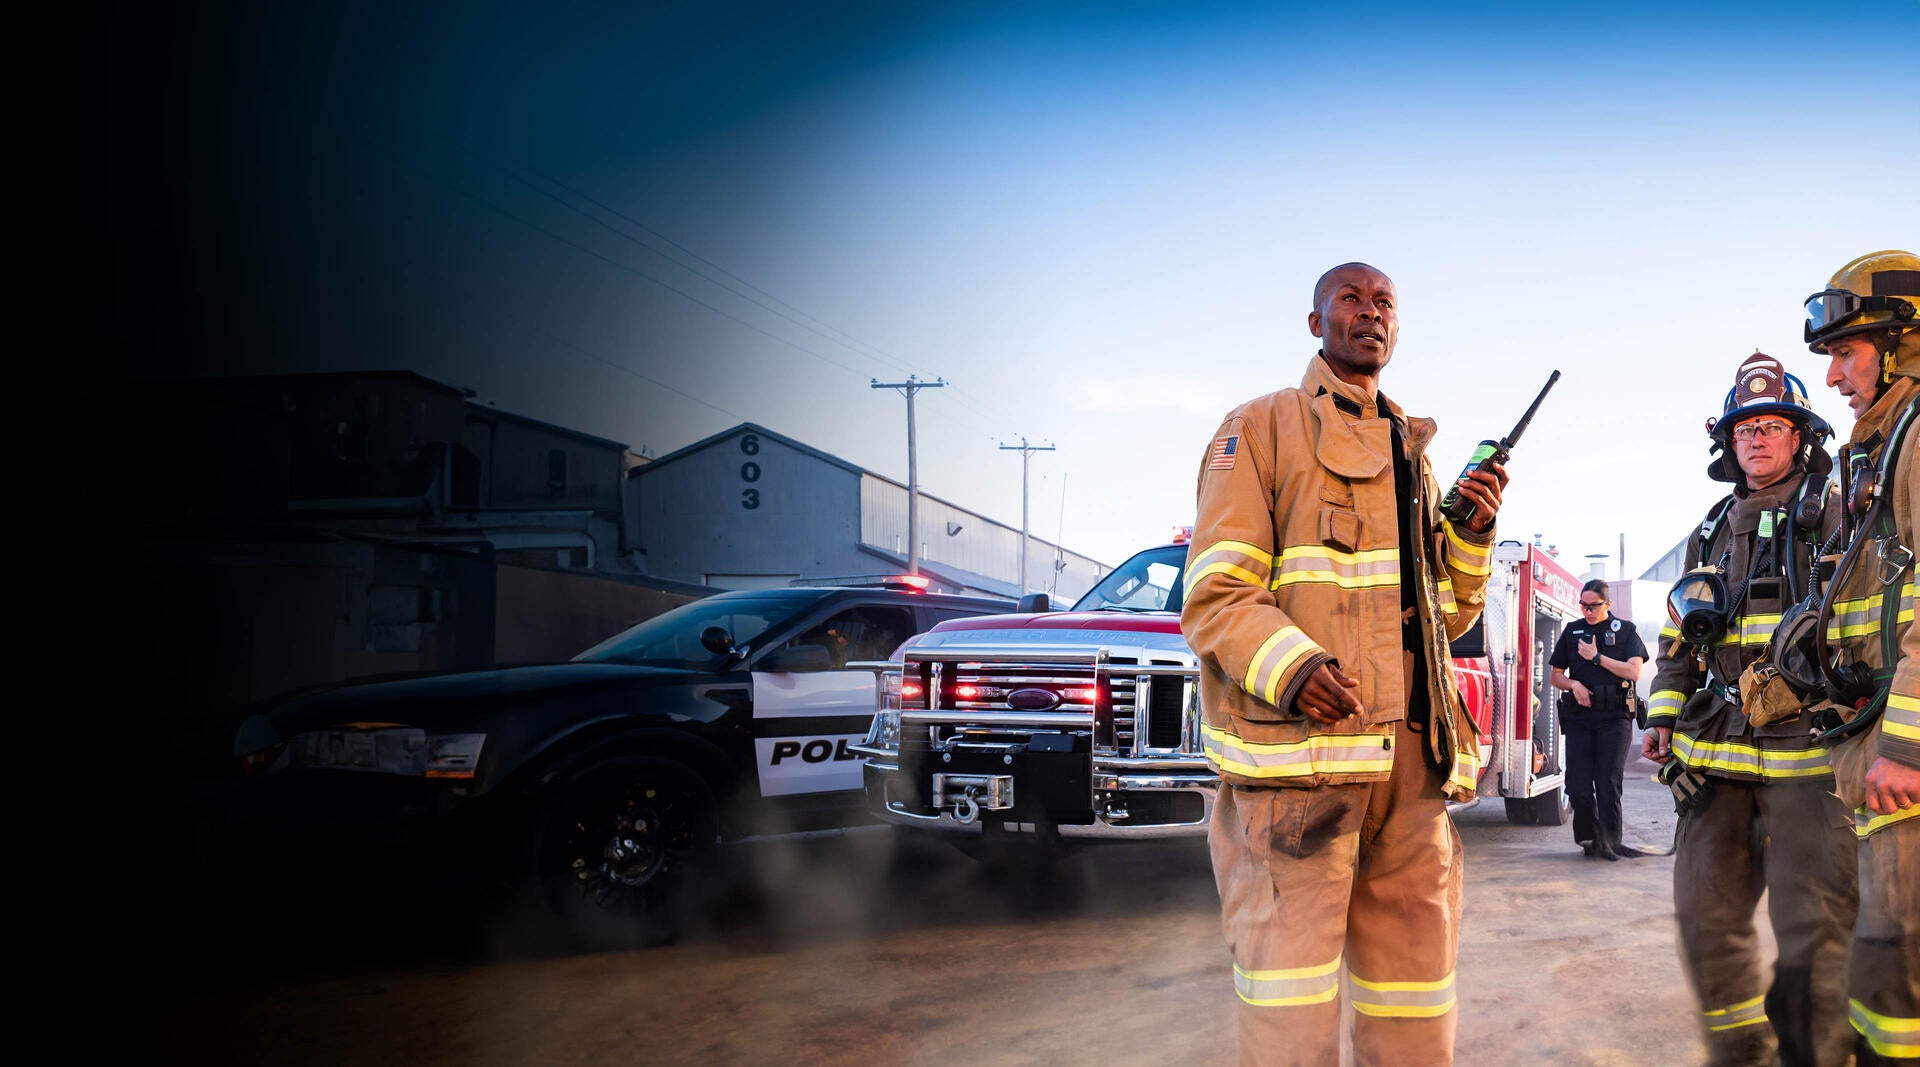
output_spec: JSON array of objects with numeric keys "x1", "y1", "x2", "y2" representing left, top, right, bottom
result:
[{"x1": 1549, "y1": 613, "x2": 1649, "y2": 716}]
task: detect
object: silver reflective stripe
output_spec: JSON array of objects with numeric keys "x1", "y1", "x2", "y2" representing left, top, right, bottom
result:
[
  {"x1": 1234, "y1": 957, "x2": 1342, "y2": 1007},
  {"x1": 1826, "y1": 582, "x2": 1915, "y2": 640},
  {"x1": 1243, "y1": 626, "x2": 1322, "y2": 705},
  {"x1": 1672, "y1": 734, "x2": 1832, "y2": 779},
  {"x1": 1187, "y1": 539, "x2": 1273, "y2": 588},
  {"x1": 1703, "y1": 995, "x2": 1767, "y2": 1032},
  {"x1": 1647, "y1": 689, "x2": 1687, "y2": 719},
  {"x1": 1270, "y1": 546, "x2": 1399, "y2": 590},
  {"x1": 1441, "y1": 522, "x2": 1491, "y2": 576},
  {"x1": 1849, "y1": 997, "x2": 1920, "y2": 1057},
  {"x1": 1349, "y1": 970, "x2": 1457, "y2": 1018},
  {"x1": 1885, "y1": 692, "x2": 1920, "y2": 744},
  {"x1": 1201, "y1": 722, "x2": 1394, "y2": 779}
]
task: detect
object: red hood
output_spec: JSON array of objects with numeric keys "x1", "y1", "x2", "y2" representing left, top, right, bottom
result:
[{"x1": 931, "y1": 612, "x2": 1183, "y2": 635}]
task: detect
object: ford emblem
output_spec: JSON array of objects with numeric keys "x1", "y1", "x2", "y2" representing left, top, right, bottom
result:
[{"x1": 1007, "y1": 688, "x2": 1061, "y2": 711}]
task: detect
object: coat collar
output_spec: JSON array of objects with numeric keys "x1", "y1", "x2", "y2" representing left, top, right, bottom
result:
[
  {"x1": 1301, "y1": 353, "x2": 1434, "y2": 478},
  {"x1": 1851, "y1": 375, "x2": 1920, "y2": 447}
]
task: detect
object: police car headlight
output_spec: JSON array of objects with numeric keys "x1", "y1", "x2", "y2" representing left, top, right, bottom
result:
[
  {"x1": 866, "y1": 711, "x2": 901, "y2": 751},
  {"x1": 425, "y1": 733, "x2": 487, "y2": 779}
]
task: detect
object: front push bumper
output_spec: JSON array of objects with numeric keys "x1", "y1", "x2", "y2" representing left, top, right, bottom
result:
[{"x1": 860, "y1": 754, "x2": 1218, "y2": 840}]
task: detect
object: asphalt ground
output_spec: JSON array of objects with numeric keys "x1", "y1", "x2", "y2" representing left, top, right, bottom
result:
[{"x1": 164, "y1": 737, "x2": 1738, "y2": 1065}]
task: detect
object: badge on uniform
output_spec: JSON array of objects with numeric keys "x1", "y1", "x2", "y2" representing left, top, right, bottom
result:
[
  {"x1": 1209, "y1": 435, "x2": 1239, "y2": 470},
  {"x1": 1610, "y1": 620, "x2": 1620, "y2": 633}
]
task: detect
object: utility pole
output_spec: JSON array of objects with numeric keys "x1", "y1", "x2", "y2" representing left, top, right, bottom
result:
[
  {"x1": 999, "y1": 436, "x2": 1056, "y2": 594},
  {"x1": 871, "y1": 375, "x2": 945, "y2": 576}
]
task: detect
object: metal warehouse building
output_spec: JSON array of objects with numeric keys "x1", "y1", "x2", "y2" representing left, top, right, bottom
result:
[{"x1": 629, "y1": 423, "x2": 1111, "y2": 601}]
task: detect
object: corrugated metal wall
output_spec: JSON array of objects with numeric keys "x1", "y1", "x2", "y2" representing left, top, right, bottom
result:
[{"x1": 860, "y1": 475, "x2": 1106, "y2": 599}]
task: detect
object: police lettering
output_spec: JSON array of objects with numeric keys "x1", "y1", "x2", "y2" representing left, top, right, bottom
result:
[{"x1": 768, "y1": 737, "x2": 862, "y2": 764}]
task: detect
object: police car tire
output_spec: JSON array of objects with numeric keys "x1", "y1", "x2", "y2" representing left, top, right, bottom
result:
[{"x1": 533, "y1": 756, "x2": 719, "y2": 950}]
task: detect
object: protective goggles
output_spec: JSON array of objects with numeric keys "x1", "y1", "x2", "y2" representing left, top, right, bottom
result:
[{"x1": 1804, "y1": 287, "x2": 1916, "y2": 340}]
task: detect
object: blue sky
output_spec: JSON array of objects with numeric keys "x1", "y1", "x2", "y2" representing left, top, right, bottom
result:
[{"x1": 133, "y1": 1, "x2": 1917, "y2": 575}]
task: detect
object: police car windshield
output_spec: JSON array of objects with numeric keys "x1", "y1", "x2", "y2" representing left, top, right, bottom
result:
[
  {"x1": 574, "y1": 591, "x2": 829, "y2": 667},
  {"x1": 1072, "y1": 545, "x2": 1188, "y2": 613}
]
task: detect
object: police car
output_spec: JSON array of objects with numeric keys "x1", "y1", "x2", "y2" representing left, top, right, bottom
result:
[{"x1": 220, "y1": 580, "x2": 1008, "y2": 945}]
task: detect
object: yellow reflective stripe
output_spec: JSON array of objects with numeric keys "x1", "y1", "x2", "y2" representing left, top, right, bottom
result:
[
  {"x1": 1647, "y1": 689, "x2": 1687, "y2": 719},
  {"x1": 1850, "y1": 998, "x2": 1920, "y2": 1057},
  {"x1": 1188, "y1": 540, "x2": 1273, "y2": 588},
  {"x1": 1441, "y1": 522, "x2": 1492, "y2": 576},
  {"x1": 1201, "y1": 722, "x2": 1395, "y2": 779},
  {"x1": 1714, "y1": 613, "x2": 1784, "y2": 647},
  {"x1": 1885, "y1": 692, "x2": 1920, "y2": 742},
  {"x1": 1242, "y1": 626, "x2": 1322, "y2": 705},
  {"x1": 1438, "y1": 576, "x2": 1458, "y2": 617},
  {"x1": 1270, "y1": 545, "x2": 1400, "y2": 590},
  {"x1": 1350, "y1": 970, "x2": 1456, "y2": 1019},
  {"x1": 1672, "y1": 734, "x2": 1833, "y2": 778},
  {"x1": 1826, "y1": 583, "x2": 1916, "y2": 640},
  {"x1": 1703, "y1": 995, "x2": 1768, "y2": 1032},
  {"x1": 1659, "y1": 623, "x2": 1681, "y2": 641},
  {"x1": 1233, "y1": 956, "x2": 1343, "y2": 1007},
  {"x1": 1449, "y1": 745, "x2": 1481, "y2": 793},
  {"x1": 1855, "y1": 803, "x2": 1920, "y2": 838}
]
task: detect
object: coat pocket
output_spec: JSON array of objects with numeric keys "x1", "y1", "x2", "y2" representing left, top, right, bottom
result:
[{"x1": 1319, "y1": 507, "x2": 1359, "y2": 552}]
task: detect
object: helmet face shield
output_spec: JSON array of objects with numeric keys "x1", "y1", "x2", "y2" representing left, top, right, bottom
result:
[
  {"x1": 1667, "y1": 567, "x2": 1729, "y2": 646},
  {"x1": 1805, "y1": 288, "x2": 1864, "y2": 337}
]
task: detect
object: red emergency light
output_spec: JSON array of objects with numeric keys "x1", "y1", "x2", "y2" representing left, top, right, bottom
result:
[
  {"x1": 891, "y1": 574, "x2": 931, "y2": 592},
  {"x1": 1171, "y1": 525, "x2": 1193, "y2": 545}
]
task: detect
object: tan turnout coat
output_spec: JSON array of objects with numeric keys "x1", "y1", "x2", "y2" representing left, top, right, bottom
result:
[{"x1": 1181, "y1": 354, "x2": 1495, "y2": 801}]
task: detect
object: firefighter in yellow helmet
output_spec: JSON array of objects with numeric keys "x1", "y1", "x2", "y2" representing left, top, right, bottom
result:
[
  {"x1": 1643, "y1": 352, "x2": 1855, "y2": 1065},
  {"x1": 1181, "y1": 262, "x2": 1506, "y2": 1065},
  {"x1": 1803, "y1": 249, "x2": 1920, "y2": 1065}
]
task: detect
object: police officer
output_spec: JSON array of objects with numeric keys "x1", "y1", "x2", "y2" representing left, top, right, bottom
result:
[
  {"x1": 1644, "y1": 350, "x2": 1856, "y2": 1066},
  {"x1": 1548, "y1": 579, "x2": 1648, "y2": 861}
]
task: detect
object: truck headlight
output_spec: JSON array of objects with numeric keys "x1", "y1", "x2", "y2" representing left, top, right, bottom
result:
[{"x1": 865, "y1": 711, "x2": 901, "y2": 751}]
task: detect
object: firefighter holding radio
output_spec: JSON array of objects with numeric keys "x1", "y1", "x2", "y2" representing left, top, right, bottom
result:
[
  {"x1": 1644, "y1": 351, "x2": 1857, "y2": 1066},
  {"x1": 1801, "y1": 249, "x2": 1920, "y2": 1066}
]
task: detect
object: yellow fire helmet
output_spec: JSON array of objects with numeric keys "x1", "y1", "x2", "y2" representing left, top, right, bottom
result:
[{"x1": 1804, "y1": 249, "x2": 1920, "y2": 381}]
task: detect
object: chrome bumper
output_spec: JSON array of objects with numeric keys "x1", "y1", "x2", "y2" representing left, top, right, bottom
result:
[{"x1": 861, "y1": 755, "x2": 1218, "y2": 840}]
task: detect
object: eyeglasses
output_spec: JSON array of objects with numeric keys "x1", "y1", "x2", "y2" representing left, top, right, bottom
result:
[
  {"x1": 1579, "y1": 600, "x2": 1606, "y2": 610},
  {"x1": 1732, "y1": 420, "x2": 1793, "y2": 442}
]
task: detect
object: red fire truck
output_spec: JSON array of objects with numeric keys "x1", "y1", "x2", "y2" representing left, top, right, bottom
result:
[{"x1": 853, "y1": 539, "x2": 1583, "y2": 842}]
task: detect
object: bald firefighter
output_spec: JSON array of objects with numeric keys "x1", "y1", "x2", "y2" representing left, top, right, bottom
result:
[
  {"x1": 1181, "y1": 262, "x2": 1505, "y2": 1066},
  {"x1": 1642, "y1": 352, "x2": 1855, "y2": 1066},
  {"x1": 1803, "y1": 250, "x2": 1920, "y2": 1065}
]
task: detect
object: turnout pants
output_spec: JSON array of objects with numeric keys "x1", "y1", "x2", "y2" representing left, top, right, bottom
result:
[
  {"x1": 1852, "y1": 815, "x2": 1920, "y2": 1064},
  {"x1": 1672, "y1": 777, "x2": 1858, "y2": 1066},
  {"x1": 1564, "y1": 714, "x2": 1631, "y2": 848},
  {"x1": 1210, "y1": 718, "x2": 1462, "y2": 1067}
]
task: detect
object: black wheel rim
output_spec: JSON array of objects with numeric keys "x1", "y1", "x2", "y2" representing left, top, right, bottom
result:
[{"x1": 552, "y1": 781, "x2": 699, "y2": 917}]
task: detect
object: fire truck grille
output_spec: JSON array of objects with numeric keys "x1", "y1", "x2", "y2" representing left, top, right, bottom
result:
[
  {"x1": 1146, "y1": 674, "x2": 1187, "y2": 750},
  {"x1": 923, "y1": 656, "x2": 1206, "y2": 756}
]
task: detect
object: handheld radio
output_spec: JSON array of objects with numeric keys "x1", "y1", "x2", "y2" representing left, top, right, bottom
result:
[{"x1": 1439, "y1": 369, "x2": 1561, "y2": 524}]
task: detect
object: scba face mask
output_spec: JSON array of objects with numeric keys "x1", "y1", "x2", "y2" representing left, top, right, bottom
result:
[{"x1": 1667, "y1": 567, "x2": 1729, "y2": 647}]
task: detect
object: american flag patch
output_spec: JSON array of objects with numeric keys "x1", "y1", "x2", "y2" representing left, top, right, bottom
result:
[{"x1": 1208, "y1": 435, "x2": 1239, "y2": 470}]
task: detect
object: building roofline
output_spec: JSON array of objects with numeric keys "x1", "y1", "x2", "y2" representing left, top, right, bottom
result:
[
  {"x1": 464, "y1": 401, "x2": 628, "y2": 451},
  {"x1": 631, "y1": 422, "x2": 867, "y2": 478}
]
